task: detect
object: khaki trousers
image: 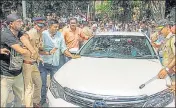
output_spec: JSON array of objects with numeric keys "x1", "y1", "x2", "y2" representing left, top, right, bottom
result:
[
  {"x1": 22, "y1": 63, "x2": 42, "y2": 107},
  {"x1": 1, "y1": 73, "x2": 24, "y2": 107}
]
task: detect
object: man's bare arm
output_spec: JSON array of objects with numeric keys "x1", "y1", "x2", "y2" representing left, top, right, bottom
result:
[
  {"x1": 39, "y1": 50, "x2": 50, "y2": 55},
  {"x1": 64, "y1": 49, "x2": 80, "y2": 59},
  {"x1": 49, "y1": 48, "x2": 58, "y2": 55},
  {"x1": 64, "y1": 49, "x2": 73, "y2": 58},
  {"x1": 0, "y1": 48, "x2": 10, "y2": 55},
  {"x1": 11, "y1": 44, "x2": 30, "y2": 55},
  {"x1": 20, "y1": 33, "x2": 36, "y2": 54}
]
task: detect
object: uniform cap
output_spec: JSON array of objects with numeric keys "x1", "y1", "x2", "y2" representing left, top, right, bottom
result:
[
  {"x1": 156, "y1": 19, "x2": 170, "y2": 30},
  {"x1": 32, "y1": 17, "x2": 46, "y2": 23}
]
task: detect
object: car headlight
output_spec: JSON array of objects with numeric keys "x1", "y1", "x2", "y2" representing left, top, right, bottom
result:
[
  {"x1": 143, "y1": 89, "x2": 174, "y2": 107},
  {"x1": 49, "y1": 76, "x2": 64, "y2": 99}
]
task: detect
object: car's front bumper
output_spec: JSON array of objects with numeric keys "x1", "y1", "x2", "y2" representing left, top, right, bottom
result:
[
  {"x1": 166, "y1": 98, "x2": 175, "y2": 107},
  {"x1": 47, "y1": 88, "x2": 78, "y2": 107},
  {"x1": 47, "y1": 88, "x2": 175, "y2": 107}
]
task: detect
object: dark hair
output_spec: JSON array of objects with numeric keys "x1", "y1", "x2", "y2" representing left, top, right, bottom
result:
[
  {"x1": 59, "y1": 22, "x2": 66, "y2": 29},
  {"x1": 45, "y1": 13, "x2": 51, "y2": 16},
  {"x1": 24, "y1": 19, "x2": 30, "y2": 25},
  {"x1": 69, "y1": 17, "x2": 77, "y2": 23},
  {"x1": 5, "y1": 20, "x2": 10, "y2": 25},
  {"x1": 142, "y1": 20, "x2": 147, "y2": 24},
  {"x1": 47, "y1": 19, "x2": 59, "y2": 27}
]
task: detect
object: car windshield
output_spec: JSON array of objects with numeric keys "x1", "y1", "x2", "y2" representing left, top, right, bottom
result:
[{"x1": 79, "y1": 35, "x2": 158, "y2": 59}]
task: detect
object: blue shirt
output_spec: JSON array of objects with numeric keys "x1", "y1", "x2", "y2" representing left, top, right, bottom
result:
[{"x1": 41, "y1": 30, "x2": 67, "y2": 66}]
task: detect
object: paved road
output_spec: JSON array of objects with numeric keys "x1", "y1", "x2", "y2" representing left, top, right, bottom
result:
[{"x1": 6, "y1": 75, "x2": 50, "y2": 107}]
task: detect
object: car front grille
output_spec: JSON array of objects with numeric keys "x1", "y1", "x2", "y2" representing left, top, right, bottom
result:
[{"x1": 63, "y1": 87, "x2": 148, "y2": 107}]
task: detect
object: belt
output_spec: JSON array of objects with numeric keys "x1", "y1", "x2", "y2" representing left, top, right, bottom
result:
[{"x1": 23, "y1": 60, "x2": 37, "y2": 65}]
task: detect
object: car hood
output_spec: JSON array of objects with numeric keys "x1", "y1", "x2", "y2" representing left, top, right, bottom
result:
[{"x1": 54, "y1": 57, "x2": 170, "y2": 96}]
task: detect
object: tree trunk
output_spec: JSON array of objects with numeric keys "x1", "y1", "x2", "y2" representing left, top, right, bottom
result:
[{"x1": 150, "y1": 0, "x2": 166, "y2": 22}]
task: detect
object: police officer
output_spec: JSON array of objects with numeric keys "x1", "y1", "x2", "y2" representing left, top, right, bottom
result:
[
  {"x1": 156, "y1": 20, "x2": 175, "y2": 94},
  {"x1": 151, "y1": 19, "x2": 172, "y2": 61},
  {"x1": 20, "y1": 17, "x2": 46, "y2": 107}
]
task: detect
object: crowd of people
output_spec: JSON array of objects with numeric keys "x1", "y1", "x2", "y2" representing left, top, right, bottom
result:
[{"x1": 0, "y1": 12, "x2": 175, "y2": 107}]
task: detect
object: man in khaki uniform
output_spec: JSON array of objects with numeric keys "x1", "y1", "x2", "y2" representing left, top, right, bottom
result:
[
  {"x1": 156, "y1": 21, "x2": 175, "y2": 94},
  {"x1": 20, "y1": 17, "x2": 46, "y2": 107},
  {"x1": 160, "y1": 32, "x2": 175, "y2": 67}
]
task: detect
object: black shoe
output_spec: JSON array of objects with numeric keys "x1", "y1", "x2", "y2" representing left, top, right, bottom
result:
[{"x1": 33, "y1": 103, "x2": 41, "y2": 108}]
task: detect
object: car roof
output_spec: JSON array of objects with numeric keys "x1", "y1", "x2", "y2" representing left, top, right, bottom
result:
[{"x1": 95, "y1": 32, "x2": 145, "y2": 37}]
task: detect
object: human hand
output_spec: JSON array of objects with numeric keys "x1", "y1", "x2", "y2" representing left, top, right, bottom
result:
[
  {"x1": 150, "y1": 32, "x2": 158, "y2": 42},
  {"x1": 71, "y1": 54, "x2": 81, "y2": 59},
  {"x1": 157, "y1": 68, "x2": 168, "y2": 79},
  {"x1": 88, "y1": 34, "x2": 94, "y2": 39},
  {"x1": 167, "y1": 82, "x2": 175, "y2": 95},
  {"x1": 0, "y1": 48, "x2": 10, "y2": 55},
  {"x1": 30, "y1": 50, "x2": 37, "y2": 59},
  {"x1": 38, "y1": 57, "x2": 44, "y2": 65},
  {"x1": 22, "y1": 46, "x2": 36, "y2": 58},
  {"x1": 50, "y1": 48, "x2": 57, "y2": 55}
]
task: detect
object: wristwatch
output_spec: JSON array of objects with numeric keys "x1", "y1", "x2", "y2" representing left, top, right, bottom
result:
[{"x1": 165, "y1": 67, "x2": 170, "y2": 73}]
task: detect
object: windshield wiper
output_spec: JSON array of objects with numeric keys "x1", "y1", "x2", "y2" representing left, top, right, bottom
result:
[
  {"x1": 134, "y1": 55, "x2": 158, "y2": 59},
  {"x1": 80, "y1": 54, "x2": 116, "y2": 58},
  {"x1": 80, "y1": 54, "x2": 103, "y2": 58}
]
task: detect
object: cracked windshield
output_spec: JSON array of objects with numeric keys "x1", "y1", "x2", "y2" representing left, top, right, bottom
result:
[
  {"x1": 1, "y1": 0, "x2": 175, "y2": 107},
  {"x1": 80, "y1": 35, "x2": 156, "y2": 59}
]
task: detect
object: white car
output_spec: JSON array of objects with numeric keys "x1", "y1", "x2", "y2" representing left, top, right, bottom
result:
[{"x1": 47, "y1": 32, "x2": 175, "y2": 107}]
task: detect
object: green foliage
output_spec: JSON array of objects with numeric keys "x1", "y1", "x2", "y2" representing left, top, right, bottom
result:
[
  {"x1": 95, "y1": 1, "x2": 114, "y2": 20},
  {"x1": 95, "y1": 1, "x2": 112, "y2": 14},
  {"x1": 131, "y1": 0, "x2": 142, "y2": 8}
]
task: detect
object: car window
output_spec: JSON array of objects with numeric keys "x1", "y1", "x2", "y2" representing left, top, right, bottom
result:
[{"x1": 80, "y1": 35, "x2": 157, "y2": 59}]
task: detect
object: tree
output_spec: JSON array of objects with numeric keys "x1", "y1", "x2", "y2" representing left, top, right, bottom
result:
[
  {"x1": 150, "y1": 0, "x2": 166, "y2": 22},
  {"x1": 1, "y1": 0, "x2": 22, "y2": 19},
  {"x1": 95, "y1": 1, "x2": 112, "y2": 20}
]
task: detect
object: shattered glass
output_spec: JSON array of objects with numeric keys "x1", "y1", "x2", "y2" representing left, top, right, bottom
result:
[{"x1": 80, "y1": 35, "x2": 157, "y2": 59}]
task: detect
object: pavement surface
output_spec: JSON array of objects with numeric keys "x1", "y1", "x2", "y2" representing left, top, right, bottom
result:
[{"x1": 6, "y1": 74, "x2": 50, "y2": 107}]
